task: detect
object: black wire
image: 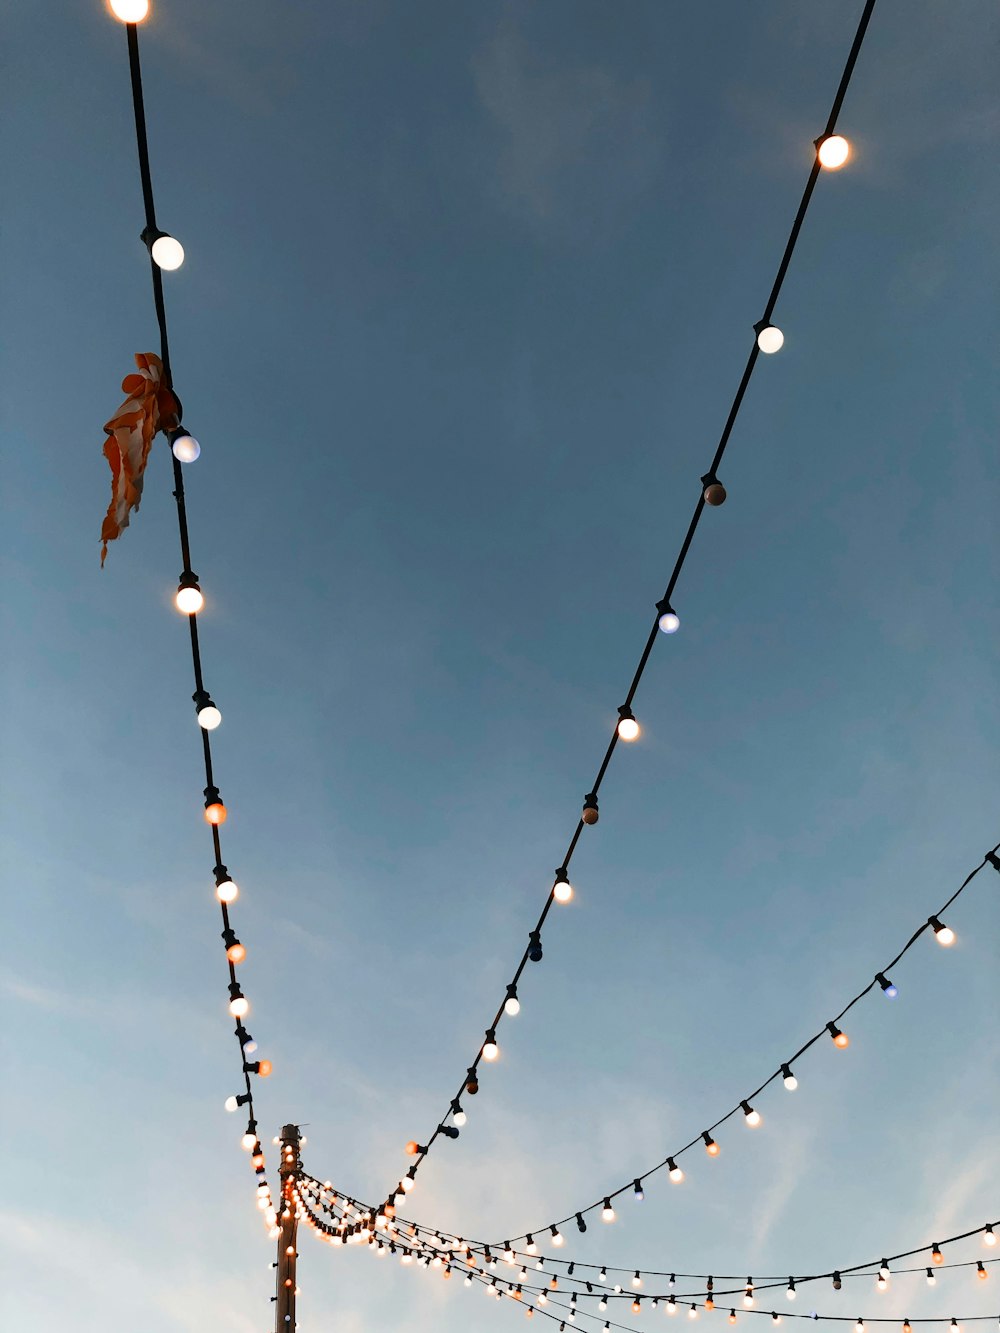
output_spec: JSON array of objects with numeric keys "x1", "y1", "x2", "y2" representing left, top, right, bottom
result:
[
  {"x1": 398, "y1": 0, "x2": 882, "y2": 1195},
  {"x1": 120, "y1": 18, "x2": 268, "y2": 1200},
  {"x1": 296, "y1": 1182, "x2": 998, "y2": 1331}
]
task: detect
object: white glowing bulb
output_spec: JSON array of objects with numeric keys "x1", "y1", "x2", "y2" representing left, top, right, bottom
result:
[
  {"x1": 151, "y1": 234, "x2": 184, "y2": 270},
  {"x1": 757, "y1": 325, "x2": 784, "y2": 354},
  {"x1": 482, "y1": 1038, "x2": 499, "y2": 1061},
  {"x1": 171, "y1": 432, "x2": 201, "y2": 463},
  {"x1": 551, "y1": 1229, "x2": 564, "y2": 1247},
  {"x1": 554, "y1": 877, "x2": 573, "y2": 904},
  {"x1": 658, "y1": 609, "x2": 680, "y2": 634},
  {"x1": 617, "y1": 716, "x2": 640, "y2": 741},
  {"x1": 876, "y1": 1277, "x2": 888, "y2": 1292},
  {"x1": 601, "y1": 1201, "x2": 616, "y2": 1223},
  {"x1": 985, "y1": 1226, "x2": 997, "y2": 1247},
  {"x1": 216, "y1": 878, "x2": 239, "y2": 904},
  {"x1": 935, "y1": 925, "x2": 955, "y2": 946},
  {"x1": 668, "y1": 1162, "x2": 684, "y2": 1183},
  {"x1": 505, "y1": 995, "x2": 521, "y2": 1017},
  {"x1": 241, "y1": 1132, "x2": 257, "y2": 1150},
  {"x1": 783, "y1": 1070, "x2": 798, "y2": 1091},
  {"x1": 453, "y1": 1109, "x2": 467, "y2": 1127},
  {"x1": 744, "y1": 1293, "x2": 755, "y2": 1309},
  {"x1": 175, "y1": 584, "x2": 204, "y2": 614},
  {"x1": 224, "y1": 1095, "x2": 239, "y2": 1112},
  {"x1": 818, "y1": 135, "x2": 850, "y2": 170},
  {"x1": 401, "y1": 1177, "x2": 414, "y2": 1193},
  {"x1": 744, "y1": 1106, "x2": 761, "y2": 1127},
  {"x1": 229, "y1": 995, "x2": 249, "y2": 1018},
  {"x1": 198, "y1": 704, "x2": 222, "y2": 731},
  {"x1": 109, "y1": 0, "x2": 149, "y2": 20}
]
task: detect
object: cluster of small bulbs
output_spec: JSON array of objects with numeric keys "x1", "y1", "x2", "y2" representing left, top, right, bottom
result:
[{"x1": 295, "y1": 1177, "x2": 996, "y2": 1333}]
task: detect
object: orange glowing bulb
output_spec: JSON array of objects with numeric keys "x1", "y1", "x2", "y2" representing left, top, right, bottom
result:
[
  {"x1": 205, "y1": 802, "x2": 227, "y2": 825},
  {"x1": 405, "y1": 1141, "x2": 419, "y2": 1156},
  {"x1": 226, "y1": 942, "x2": 246, "y2": 964},
  {"x1": 258, "y1": 1059, "x2": 272, "y2": 1078}
]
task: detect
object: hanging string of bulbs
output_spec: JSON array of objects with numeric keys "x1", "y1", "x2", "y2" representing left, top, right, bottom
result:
[
  {"x1": 298, "y1": 1173, "x2": 998, "y2": 1303},
  {"x1": 370, "y1": 0, "x2": 882, "y2": 1209},
  {"x1": 290, "y1": 1177, "x2": 997, "y2": 1333},
  {"x1": 108, "y1": 1, "x2": 278, "y2": 1237},
  {"x1": 360, "y1": 841, "x2": 1000, "y2": 1239}
]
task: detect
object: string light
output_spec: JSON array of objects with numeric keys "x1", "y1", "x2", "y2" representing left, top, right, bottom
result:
[
  {"x1": 876, "y1": 973, "x2": 898, "y2": 998},
  {"x1": 827, "y1": 1021, "x2": 849, "y2": 1048},
  {"x1": 702, "y1": 472, "x2": 728, "y2": 506},
  {"x1": 505, "y1": 986, "x2": 521, "y2": 1017},
  {"x1": 175, "y1": 571, "x2": 203, "y2": 614},
  {"x1": 169, "y1": 427, "x2": 201, "y2": 462},
  {"x1": 142, "y1": 227, "x2": 185, "y2": 271},
  {"x1": 215, "y1": 869, "x2": 238, "y2": 903},
  {"x1": 482, "y1": 1030, "x2": 499, "y2": 1061},
  {"x1": 985, "y1": 1227, "x2": 997, "y2": 1248},
  {"x1": 817, "y1": 134, "x2": 851, "y2": 169},
  {"x1": 110, "y1": 0, "x2": 150, "y2": 21},
  {"x1": 755, "y1": 322, "x2": 785, "y2": 354},
  {"x1": 554, "y1": 869, "x2": 573, "y2": 903},
  {"x1": 204, "y1": 787, "x2": 227, "y2": 825},
  {"x1": 703, "y1": 1131, "x2": 720, "y2": 1156},
  {"x1": 927, "y1": 1270, "x2": 937, "y2": 1287},
  {"x1": 194, "y1": 689, "x2": 222, "y2": 730},
  {"x1": 633, "y1": 1179, "x2": 644, "y2": 1202},
  {"x1": 787, "y1": 1280, "x2": 797, "y2": 1301},
  {"x1": 933, "y1": 1246, "x2": 945, "y2": 1265},
  {"x1": 657, "y1": 600, "x2": 680, "y2": 634},
  {"x1": 617, "y1": 706, "x2": 640, "y2": 742},
  {"x1": 745, "y1": 1285, "x2": 756, "y2": 1309},
  {"x1": 781, "y1": 1063, "x2": 798, "y2": 1090},
  {"x1": 742, "y1": 1101, "x2": 762, "y2": 1127},
  {"x1": 977, "y1": 1263, "x2": 988, "y2": 1281},
  {"x1": 928, "y1": 916, "x2": 955, "y2": 946},
  {"x1": 668, "y1": 1158, "x2": 685, "y2": 1183},
  {"x1": 601, "y1": 1198, "x2": 616, "y2": 1223},
  {"x1": 582, "y1": 793, "x2": 599, "y2": 825}
]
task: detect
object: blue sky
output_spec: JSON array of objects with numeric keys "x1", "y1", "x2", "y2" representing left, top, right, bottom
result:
[{"x1": 1, "y1": 2, "x2": 998, "y2": 1330}]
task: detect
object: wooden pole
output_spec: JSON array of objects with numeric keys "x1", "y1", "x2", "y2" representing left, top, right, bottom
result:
[{"x1": 274, "y1": 1124, "x2": 301, "y2": 1333}]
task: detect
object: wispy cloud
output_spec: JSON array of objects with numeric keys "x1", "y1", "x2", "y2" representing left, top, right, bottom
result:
[{"x1": 472, "y1": 21, "x2": 659, "y2": 236}]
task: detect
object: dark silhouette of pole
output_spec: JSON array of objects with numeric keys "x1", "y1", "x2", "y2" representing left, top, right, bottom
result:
[{"x1": 275, "y1": 1125, "x2": 302, "y2": 1333}]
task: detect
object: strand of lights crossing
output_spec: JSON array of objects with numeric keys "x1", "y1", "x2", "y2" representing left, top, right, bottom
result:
[
  {"x1": 371, "y1": 0, "x2": 884, "y2": 1207},
  {"x1": 108, "y1": 0, "x2": 278, "y2": 1234},
  {"x1": 291, "y1": 1180, "x2": 998, "y2": 1333},
  {"x1": 297, "y1": 1175, "x2": 998, "y2": 1302},
  {"x1": 363, "y1": 841, "x2": 998, "y2": 1233}
]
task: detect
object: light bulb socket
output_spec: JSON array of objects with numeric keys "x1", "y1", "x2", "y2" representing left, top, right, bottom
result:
[
  {"x1": 228, "y1": 981, "x2": 244, "y2": 1003},
  {"x1": 439, "y1": 1125, "x2": 459, "y2": 1139},
  {"x1": 193, "y1": 687, "x2": 216, "y2": 712},
  {"x1": 528, "y1": 930, "x2": 543, "y2": 962},
  {"x1": 222, "y1": 926, "x2": 238, "y2": 949},
  {"x1": 140, "y1": 225, "x2": 167, "y2": 250},
  {"x1": 179, "y1": 569, "x2": 201, "y2": 591},
  {"x1": 466, "y1": 1067, "x2": 479, "y2": 1095},
  {"x1": 618, "y1": 704, "x2": 636, "y2": 723},
  {"x1": 582, "y1": 793, "x2": 599, "y2": 824},
  {"x1": 833, "y1": 1273, "x2": 842, "y2": 1290},
  {"x1": 506, "y1": 983, "x2": 518, "y2": 1001},
  {"x1": 205, "y1": 784, "x2": 223, "y2": 808},
  {"x1": 575, "y1": 1213, "x2": 586, "y2": 1232}
]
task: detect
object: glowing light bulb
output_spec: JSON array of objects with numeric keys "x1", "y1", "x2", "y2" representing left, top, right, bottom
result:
[
  {"x1": 633, "y1": 1272, "x2": 643, "y2": 1287},
  {"x1": 617, "y1": 707, "x2": 640, "y2": 741},
  {"x1": 668, "y1": 1157, "x2": 684, "y2": 1182},
  {"x1": 950, "y1": 1323, "x2": 960, "y2": 1333},
  {"x1": 932, "y1": 1246, "x2": 944, "y2": 1265},
  {"x1": 405, "y1": 1141, "x2": 419, "y2": 1156},
  {"x1": 151, "y1": 234, "x2": 184, "y2": 270},
  {"x1": 229, "y1": 994, "x2": 249, "y2": 1018},
  {"x1": 504, "y1": 990, "x2": 520, "y2": 1017},
  {"x1": 772, "y1": 1317, "x2": 781, "y2": 1327},
  {"x1": 633, "y1": 1179, "x2": 644, "y2": 1201},
  {"x1": 729, "y1": 1314, "x2": 738, "y2": 1325},
  {"x1": 879, "y1": 1261, "x2": 890, "y2": 1282},
  {"x1": 600, "y1": 1297, "x2": 609, "y2": 1313},
  {"x1": 658, "y1": 604, "x2": 680, "y2": 634},
  {"x1": 550, "y1": 1226, "x2": 564, "y2": 1247},
  {"x1": 689, "y1": 1305, "x2": 699, "y2": 1320},
  {"x1": 668, "y1": 1298, "x2": 678, "y2": 1315},
  {"x1": 703, "y1": 1131, "x2": 720, "y2": 1156},
  {"x1": 242, "y1": 1132, "x2": 257, "y2": 1150},
  {"x1": 227, "y1": 940, "x2": 246, "y2": 964},
  {"x1": 216, "y1": 877, "x2": 239, "y2": 903},
  {"x1": 877, "y1": 1277, "x2": 888, "y2": 1292},
  {"x1": 756, "y1": 324, "x2": 784, "y2": 354},
  {"x1": 109, "y1": 0, "x2": 149, "y2": 20},
  {"x1": 453, "y1": 1106, "x2": 467, "y2": 1128},
  {"x1": 205, "y1": 801, "x2": 227, "y2": 826},
  {"x1": 817, "y1": 135, "x2": 850, "y2": 169},
  {"x1": 170, "y1": 430, "x2": 200, "y2": 463},
  {"x1": 903, "y1": 1323, "x2": 912, "y2": 1333},
  {"x1": 224, "y1": 1095, "x2": 239, "y2": 1112},
  {"x1": 926, "y1": 1269, "x2": 936, "y2": 1287},
  {"x1": 827, "y1": 1022, "x2": 849, "y2": 1048},
  {"x1": 786, "y1": 1281, "x2": 796, "y2": 1301},
  {"x1": 744, "y1": 1288, "x2": 755, "y2": 1309},
  {"x1": 856, "y1": 1320, "x2": 865, "y2": 1333},
  {"x1": 602, "y1": 1198, "x2": 616, "y2": 1222},
  {"x1": 977, "y1": 1262, "x2": 988, "y2": 1280},
  {"x1": 482, "y1": 1031, "x2": 498, "y2": 1061},
  {"x1": 554, "y1": 870, "x2": 573, "y2": 903},
  {"x1": 742, "y1": 1101, "x2": 761, "y2": 1127},
  {"x1": 175, "y1": 577, "x2": 203, "y2": 614},
  {"x1": 928, "y1": 916, "x2": 955, "y2": 946},
  {"x1": 984, "y1": 1226, "x2": 997, "y2": 1247},
  {"x1": 876, "y1": 973, "x2": 898, "y2": 998},
  {"x1": 197, "y1": 702, "x2": 222, "y2": 730},
  {"x1": 781, "y1": 1063, "x2": 798, "y2": 1090}
]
